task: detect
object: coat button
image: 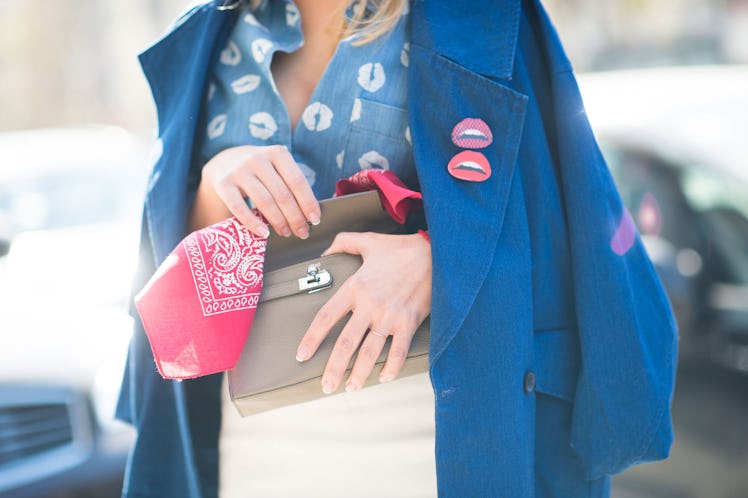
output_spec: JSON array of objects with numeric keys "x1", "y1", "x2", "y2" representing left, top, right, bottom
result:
[{"x1": 523, "y1": 371, "x2": 536, "y2": 394}]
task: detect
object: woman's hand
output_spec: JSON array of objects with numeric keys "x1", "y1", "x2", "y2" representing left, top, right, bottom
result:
[
  {"x1": 189, "y1": 144, "x2": 321, "y2": 237},
  {"x1": 296, "y1": 232, "x2": 432, "y2": 393}
]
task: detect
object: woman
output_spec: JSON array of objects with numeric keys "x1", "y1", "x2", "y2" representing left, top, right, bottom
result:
[{"x1": 117, "y1": 1, "x2": 678, "y2": 497}]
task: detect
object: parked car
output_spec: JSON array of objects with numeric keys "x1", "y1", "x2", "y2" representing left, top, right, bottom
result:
[
  {"x1": 0, "y1": 127, "x2": 148, "y2": 497},
  {"x1": 578, "y1": 66, "x2": 748, "y2": 498},
  {"x1": 579, "y1": 65, "x2": 748, "y2": 372}
]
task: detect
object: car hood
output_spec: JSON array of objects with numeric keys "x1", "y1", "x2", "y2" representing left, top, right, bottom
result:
[
  {"x1": 0, "y1": 309, "x2": 133, "y2": 387},
  {"x1": 0, "y1": 222, "x2": 138, "y2": 387},
  {"x1": 1, "y1": 221, "x2": 139, "y2": 311}
]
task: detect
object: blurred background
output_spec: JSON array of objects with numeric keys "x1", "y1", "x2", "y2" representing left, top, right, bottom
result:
[{"x1": 1, "y1": 1, "x2": 747, "y2": 497}]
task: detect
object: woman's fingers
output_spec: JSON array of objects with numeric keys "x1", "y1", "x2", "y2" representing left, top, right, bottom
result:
[
  {"x1": 345, "y1": 328, "x2": 389, "y2": 392},
  {"x1": 215, "y1": 183, "x2": 270, "y2": 237},
  {"x1": 201, "y1": 145, "x2": 321, "y2": 238},
  {"x1": 296, "y1": 232, "x2": 432, "y2": 394},
  {"x1": 235, "y1": 167, "x2": 293, "y2": 237},
  {"x1": 251, "y1": 156, "x2": 310, "y2": 238},
  {"x1": 379, "y1": 319, "x2": 420, "y2": 383},
  {"x1": 269, "y1": 146, "x2": 321, "y2": 226},
  {"x1": 296, "y1": 282, "x2": 353, "y2": 363},
  {"x1": 322, "y1": 231, "x2": 366, "y2": 256},
  {"x1": 319, "y1": 312, "x2": 370, "y2": 394}
]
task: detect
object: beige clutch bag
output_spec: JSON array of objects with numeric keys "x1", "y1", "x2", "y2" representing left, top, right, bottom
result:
[{"x1": 227, "y1": 191, "x2": 430, "y2": 416}]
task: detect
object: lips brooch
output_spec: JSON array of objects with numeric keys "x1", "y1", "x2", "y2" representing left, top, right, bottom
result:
[
  {"x1": 447, "y1": 150, "x2": 491, "y2": 182},
  {"x1": 451, "y1": 118, "x2": 493, "y2": 149}
]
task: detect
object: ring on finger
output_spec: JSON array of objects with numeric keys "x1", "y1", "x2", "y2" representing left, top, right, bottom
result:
[{"x1": 368, "y1": 329, "x2": 388, "y2": 339}]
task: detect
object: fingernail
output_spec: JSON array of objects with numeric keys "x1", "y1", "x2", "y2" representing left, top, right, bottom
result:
[
  {"x1": 345, "y1": 383, "x2": 359, "y2": 393},
  {"x1": 379, "y1": 374, "x2": 393, "y2": 383},
  {"x1": 308, "y1": 212, "x2": 320, "y2": 226},
  {"x1": 322, "y1": 380, "x2": 335, "y2": 394},
  {"x1": 296, "y1": 347, "x2": 309, "y2": 362},
  {"x1": 298, "y1": 227, "x2": 309, "y2": 239},
  {"x1": 259, "y1": 226, "x2": 270, "y2": 238},
  {"x1": 281, "y1": 227, "x2": 292, "y2": 237}
]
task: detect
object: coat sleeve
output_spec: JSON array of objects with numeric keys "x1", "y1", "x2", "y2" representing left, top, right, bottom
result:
[{"x1": 552, "y1": 67, "x2": 678, "y2": 479}]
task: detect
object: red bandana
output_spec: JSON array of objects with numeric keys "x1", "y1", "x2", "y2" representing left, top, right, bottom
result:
[{"x1": 135, "y1": 170, "x2": 423, "y2": 379}]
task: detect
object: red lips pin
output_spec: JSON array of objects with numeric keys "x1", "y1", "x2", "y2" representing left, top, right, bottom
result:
[
  {"x1": 448, "y1": 118, "x2": 493, "y2": 182},
  {"x1": 447, "y1": 150, "x2": 491, "y2": 182},
  {"x1": 451, "y1": 118, "x2": 493, "y2": 149}
]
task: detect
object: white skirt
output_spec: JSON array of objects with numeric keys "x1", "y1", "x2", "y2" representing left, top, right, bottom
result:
[{"x1": 219, "y1": 373, "x2": 437, "y2": 498}]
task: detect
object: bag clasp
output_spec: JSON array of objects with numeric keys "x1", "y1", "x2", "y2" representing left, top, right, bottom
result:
[{"x1": 298, "y1": 263, "x2": 333, "y2": 294}]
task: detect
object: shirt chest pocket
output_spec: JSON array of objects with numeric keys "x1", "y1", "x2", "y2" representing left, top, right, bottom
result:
[{"x1": 340, "y1": 98, "x2": 418, "y2": 189}]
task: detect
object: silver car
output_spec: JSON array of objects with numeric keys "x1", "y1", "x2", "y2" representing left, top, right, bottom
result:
[{"x1": 0, "y1": 127, "x2": 148, "y2": 498}]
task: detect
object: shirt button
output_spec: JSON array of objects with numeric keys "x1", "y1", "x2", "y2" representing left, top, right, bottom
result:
[{"x1": 523, "y1": 371, "x2": 536, "y2": 394}]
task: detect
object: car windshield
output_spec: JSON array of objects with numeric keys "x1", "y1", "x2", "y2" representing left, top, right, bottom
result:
[
  {"x1": 681, "y1": 164, "x2": 748, "y2": 283},
  {"x1": 606, "y1": 144, "x2": 748, "y2": 285}
]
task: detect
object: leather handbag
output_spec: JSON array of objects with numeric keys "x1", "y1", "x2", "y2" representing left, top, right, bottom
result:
[{"x1": 227, "y1": 190, "x2": 430, "y2": 416}]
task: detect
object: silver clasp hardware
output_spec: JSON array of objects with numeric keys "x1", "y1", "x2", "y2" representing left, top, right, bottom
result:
[{"x1": 298, "y1": 263, "x2": 333, "y2": 294}]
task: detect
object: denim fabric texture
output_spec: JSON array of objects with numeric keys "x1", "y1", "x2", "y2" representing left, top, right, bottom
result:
[
  {"x1": 199, "y1": 0, "x2": 416, "y2": 200},
  {"x1": 117, "y1": 1, "x2": 678, "y2": 496}
]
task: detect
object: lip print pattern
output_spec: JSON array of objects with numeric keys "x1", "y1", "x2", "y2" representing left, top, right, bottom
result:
[
  {"x1": 400, "y1": 43, "x2": 409, "y2": 67},
  {"x1": 231, "y1": 74, "x2": 261, "y2": 94},
  {"x1": 451, "y1": 118, "x2": 493, "y2": 149},
  {"x1": 357, "y1": 63, "x2": 386, "y2": 93},
  {"x1": 285, "y1": 2, "x2": 300, "y2": 26},
  {"x1": 358, "y1": 150, "x2": 389, "y2": 170},
  {"x1": 248, "y1": 112, "x2": 278, "y2": 140},
  {"x1": 350, "y1": 98, "x2": 362, "y2": 122},
  {"x1": 301, "y1": 102, "x2": 334, "y2": 132},
  {"x1": 447, "y1": 150, "x2": 492, "y2": 182},
  {"x1": 220, "y1": 41, "x2": 241, "y2": 66},
  {"x1": 207, "y1": 83, "x2": 216, "y2": 101},
  {"x1": 336, "y1": 150, "x2": 345, "y2": 169},
  {"x1": 207, "y1": 114, "x2": 227, "y2": 140},
  {"x1": 243, "y1": 12, "x2": 267, "y2": 30},
  {"x1": 251, "y1": 39, "x2": 273, "y2": 64}
]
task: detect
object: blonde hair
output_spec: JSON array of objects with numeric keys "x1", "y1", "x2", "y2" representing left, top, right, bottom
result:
[
  {"x1": 220, "y1": 0, "x2": 408, "y2": 45},
  {"x1": 341, "y1": 0, "x2": 409, "y2": 45}
]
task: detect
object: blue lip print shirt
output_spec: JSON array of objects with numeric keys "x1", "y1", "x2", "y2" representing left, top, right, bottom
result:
[{"x1": 199, "y1": 0, "x2": 416, "y2": 199}]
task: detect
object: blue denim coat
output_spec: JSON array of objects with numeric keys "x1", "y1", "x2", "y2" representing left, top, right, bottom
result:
[{"x1": 116, "y1": 1, "x2": 678, "y2": 496}]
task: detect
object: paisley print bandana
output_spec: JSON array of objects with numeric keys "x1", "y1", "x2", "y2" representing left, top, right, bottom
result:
[{"x1": 135, "y1": 170, "x2": 423, "y2": 380}]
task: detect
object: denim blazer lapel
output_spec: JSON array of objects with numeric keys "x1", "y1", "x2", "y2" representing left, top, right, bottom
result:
[
  {"x1": 411, "y1": 0, "x2": 521, "y2": 79},
  {"x1": 408, "y1": 1, "x2": 527, "y2": 364}
]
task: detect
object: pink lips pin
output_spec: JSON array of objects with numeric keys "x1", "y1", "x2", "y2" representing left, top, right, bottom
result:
[
  {"x1": 447, "y1": 150, "x2": 491, "y2": 182},
  {"x1": 451, "y1": 118, "x2": 493, "y2": 149}
]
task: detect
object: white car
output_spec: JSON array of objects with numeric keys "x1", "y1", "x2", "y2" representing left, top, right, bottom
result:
[{"x1": 0, "y1": 127, "x2": 148, "y2": 497}]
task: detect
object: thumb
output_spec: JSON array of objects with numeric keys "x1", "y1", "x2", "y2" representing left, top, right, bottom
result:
[{"x1": 322, "y1": 232, "x2": 366, "y2": 256}]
